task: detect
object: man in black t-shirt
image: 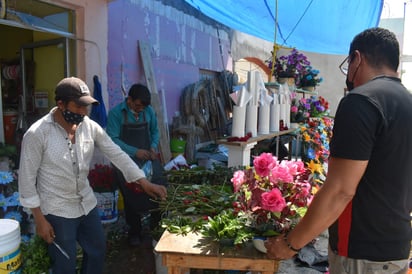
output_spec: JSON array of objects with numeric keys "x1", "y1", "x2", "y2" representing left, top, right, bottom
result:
[{"x1": 265, "y1": 28, "x2": 411, "y2": 273}]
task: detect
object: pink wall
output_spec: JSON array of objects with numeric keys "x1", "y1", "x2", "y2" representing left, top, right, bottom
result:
[{"x1": 107, "y1": 0, "x2": 231, "y2": 124}]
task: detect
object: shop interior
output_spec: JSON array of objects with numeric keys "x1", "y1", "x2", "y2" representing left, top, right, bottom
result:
[{"x1": 0, "y1": 0, "x2": 74, "y2": 149}]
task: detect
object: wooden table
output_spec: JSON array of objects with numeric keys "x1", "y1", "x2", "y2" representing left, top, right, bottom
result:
[
  {"x1": 154, "y1": 231, "x2": 279, "y2": 274},
  {"x1": 217, "y1": 128, "x2": 299, "y2": 167}
]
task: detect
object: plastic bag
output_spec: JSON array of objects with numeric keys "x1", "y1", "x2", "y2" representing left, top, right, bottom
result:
[{"x1": 141, "y1": 160, "x2": 153, "y2": 180}]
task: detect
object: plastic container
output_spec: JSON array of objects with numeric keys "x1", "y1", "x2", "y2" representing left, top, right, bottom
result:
[
  {"x1": 0, "y1": 219, "x2": 21, "y2": 273},
  {"x1": 170, "y1": 138, "x2": 186, "y2": 158},
  {"x1": 94, "y1": 190, "x2": 119, "y2": 224},
  {"x1": 3, "y1": 110, "x2": 18, "y2": 145}
]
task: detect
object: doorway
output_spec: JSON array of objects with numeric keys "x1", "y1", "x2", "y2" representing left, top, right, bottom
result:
[{"x1": 0, "y1": 0, "x2": 75, "y2": 145}]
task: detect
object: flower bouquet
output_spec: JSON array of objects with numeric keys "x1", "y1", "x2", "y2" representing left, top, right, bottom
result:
[
  {"x1": 230, "y1": 153, "x2": 314, "y2": 240},
  {"x1": 267, "y1": 48, "x2": 310, "y2": 83},
  {"x1": 298, "y1": 66, "x2": 323, "y2": 88},
  {"x1": 88, "y1": 164, "x2": 116, "y2": 193},
  {"x1": 290, "y1": 95, "x2": 329, "y2": 123},
  {"x1": 300, "y1": 117, "x2": 334, "y2": 178}
]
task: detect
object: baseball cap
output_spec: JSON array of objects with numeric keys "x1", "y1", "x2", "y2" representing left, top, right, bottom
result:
[{"x1": 55, "y1": 77, "x2": 99, "y2": 106}]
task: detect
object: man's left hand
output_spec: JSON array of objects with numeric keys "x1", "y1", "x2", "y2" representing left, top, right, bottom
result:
[{"x1": 137, "y1": 178, "x2": 167, "y2": 200}]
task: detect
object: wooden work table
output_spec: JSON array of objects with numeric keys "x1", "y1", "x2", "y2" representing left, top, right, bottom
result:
[
  {"x1": 154, "y1": 231, "x2": 279, "y2": 274},
  {"x1": 217, "y1": 128, "x2": 298, "y2": 167}
]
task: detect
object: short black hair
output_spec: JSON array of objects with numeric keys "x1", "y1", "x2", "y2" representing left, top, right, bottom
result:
[
  {"x1": 349, "y1": 27, "x2": 399, "y2": 71},
  {"x1": 128, "y1": 84, "x2": 151, "y2": 106}
]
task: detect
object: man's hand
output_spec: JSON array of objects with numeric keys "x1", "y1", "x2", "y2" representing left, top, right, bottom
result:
[
  {"x1": 149, "y1": 148, "x2": 158, "y2": 160},
  {"x1": 136, "y1": 149, "x2": 152, "y2": 160},
  {"x1": 137, "y1": 178, "x2": 167, "y2": 200},
  {"x1": 32, "y1": 207, "x2": 55, "y2": 244},
  {"x1": 264, "y1": 234, "x2": 297, "y2": 260}
]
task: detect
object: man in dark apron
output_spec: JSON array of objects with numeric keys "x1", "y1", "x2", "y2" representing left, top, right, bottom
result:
[{"x1": 107, "y1": 84, "x2": 167, "y2": 246}]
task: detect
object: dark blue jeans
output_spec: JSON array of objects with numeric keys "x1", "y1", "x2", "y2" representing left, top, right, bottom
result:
[{"x1": 46, "y1": 207, "x2": 106, "y2": 274}]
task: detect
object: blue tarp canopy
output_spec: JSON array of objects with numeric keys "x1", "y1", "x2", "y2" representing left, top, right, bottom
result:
[{"x1": 184, "y1": 0, "x2": 383, "y2": 55}]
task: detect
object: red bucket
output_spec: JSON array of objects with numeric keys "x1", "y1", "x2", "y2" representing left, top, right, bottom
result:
[{"x1": 3, "y1": 110, "x2": 18, "y2": 145}]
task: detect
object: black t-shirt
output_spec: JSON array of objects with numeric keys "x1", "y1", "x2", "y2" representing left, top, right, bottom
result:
[{"x1": 329, "y1": 76, "x2": 412, "y2": 261}]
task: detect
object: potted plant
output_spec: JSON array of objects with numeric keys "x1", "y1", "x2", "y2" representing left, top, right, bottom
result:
[{"x1": 267, "y1": 48, "x2": 311, "y2": 84}]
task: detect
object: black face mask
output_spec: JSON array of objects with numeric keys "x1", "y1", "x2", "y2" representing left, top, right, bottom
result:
[
  {"x1": 345, "y1": 77, "x2": 354, "y2": 91},
  {"x1": 62, "y1": 109, "x2": 85, "y2": 125},
  {"x1": 345, "y1": 64, "x2": 360, "y2": 91}
]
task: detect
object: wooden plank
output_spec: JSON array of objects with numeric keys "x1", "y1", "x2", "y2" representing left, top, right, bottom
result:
[
  {"x1": 138, "y1": 40, "x2": 172, "y2": 163},
  {"x1": 163, "y1": 253, "x2": 278, "y2": 271},
  {"x1": 155, "y1": 231, "x2": 280, "y2": 273},
  {"x1": 216, "y1": 128, "x2": 298, "y2": 147}
]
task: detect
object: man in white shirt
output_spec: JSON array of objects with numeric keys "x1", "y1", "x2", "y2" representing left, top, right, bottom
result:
[{"x1": 18, "y1": 77, "x2": 167, "y2": 274}]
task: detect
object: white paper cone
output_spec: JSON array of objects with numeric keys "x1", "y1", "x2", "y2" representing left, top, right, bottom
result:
[
  {"x1": 258, "y1": 105, "x2": 270, "y2": 135},
  {"x1": 280, "y1": 102, "x2": 287, "y2": 125},
  {"x1": 270, "y1": 102, "x2": 280, "y2": 132},
  {"x1": 286, "y1": 102, "x2": 291, "y2": 128},
  {"x1": 246, "y1": 104, "x2": 258, "y2": 137},
  {"x1": 231, "y1": 105, "x2": 246, "y2": 137}
]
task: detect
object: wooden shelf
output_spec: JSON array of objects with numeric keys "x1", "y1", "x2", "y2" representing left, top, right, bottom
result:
[{"x1": 265, "y1": 82, "x2": 318, "y2": 96}]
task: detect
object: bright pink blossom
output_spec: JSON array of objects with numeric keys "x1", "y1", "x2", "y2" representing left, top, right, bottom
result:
[
  {"x1": 253, "y1": 153, "x2": 277, "y2": 177},
  {"x1": 271, "y1": 164, "x2": 293, "y2": 183},
  {"x1": 231, "y1": 170, "x2": 245, "y2": 192},
  {"x1": 261, "y1": 189, "x2": 286, "y2": 212},
  {"x1": 284, "y1": 160, "x2": 305, "y2": 176}
]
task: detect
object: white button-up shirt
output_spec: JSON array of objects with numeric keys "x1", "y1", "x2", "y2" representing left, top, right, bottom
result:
[{"x1": 18, "y1": 107, "x2": 145, "y2": 218}]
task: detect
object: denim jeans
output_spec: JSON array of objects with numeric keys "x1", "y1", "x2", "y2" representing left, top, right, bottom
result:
[{"x1": 46, "y1": 207, "x2": 106, "y2": 274}]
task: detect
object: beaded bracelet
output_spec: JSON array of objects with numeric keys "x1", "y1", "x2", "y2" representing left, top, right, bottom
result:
[{"x1": 283, "y1": 233, "x2": 301, "y2": 253}]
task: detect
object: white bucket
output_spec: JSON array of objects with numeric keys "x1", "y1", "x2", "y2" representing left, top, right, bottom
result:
[
  {"x1": 0, "y1": 219, "x2": 21, "y2": 274},
  {"x1": 95, "y1": 190, "x2": 119, "y2": 224}
]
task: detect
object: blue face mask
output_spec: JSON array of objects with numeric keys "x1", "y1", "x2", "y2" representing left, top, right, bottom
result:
[{"x1": 62, "y1": 109, "x2": 85, "y2": 125}]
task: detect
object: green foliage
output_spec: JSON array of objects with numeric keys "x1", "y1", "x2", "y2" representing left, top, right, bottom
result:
[
  {"x1": 20, "y1": 236, "x2": 51, "y2": 274},
  {"x1": 158, "y1": 183, "x2": 236, "y2": 236},
  {"x1": 161, "y1": 216, "x2": 204, "y2": 236},
  {"x1": 166, "y1": 165, "x2": 239, "y2": 186},
  {"x1": 201, "y1": 210, "x2": 254, "y2": 245}
]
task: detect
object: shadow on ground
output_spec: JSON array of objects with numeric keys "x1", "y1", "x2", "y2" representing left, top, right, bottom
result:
[{"x1": 103, "y1": 213, "x2": 156, "y2": 274}]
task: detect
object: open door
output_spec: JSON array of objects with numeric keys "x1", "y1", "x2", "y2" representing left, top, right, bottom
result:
[{"x1": 16, "y1": 37, "x2": 71, "y2": 144}]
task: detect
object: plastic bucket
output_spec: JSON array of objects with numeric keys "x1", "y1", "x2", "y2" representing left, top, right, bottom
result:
[
  {"x1": 3, "y1": 110, "x2": 18, "y2": 145},
  {"x1": 94, "y1": 190, "x2": 119, "y2": 224},
  {"x1": 0, "y1": 219, "x2": 21, "y2": 274},
  {"x1": 170, "y1": 138, "x2": 186, "y2": 158}
]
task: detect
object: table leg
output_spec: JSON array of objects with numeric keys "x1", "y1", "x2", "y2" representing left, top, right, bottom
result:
[
  {"x1": 227, "y1": 142, "x2": 257, "y2": 167},
  {"x1": 288, "y1": 137, "x2": 292, "y2": 160}
]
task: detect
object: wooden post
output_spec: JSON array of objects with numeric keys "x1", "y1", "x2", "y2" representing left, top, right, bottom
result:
[{"x1": 138, "y1": 40, "x2": 172, "y2": 164}]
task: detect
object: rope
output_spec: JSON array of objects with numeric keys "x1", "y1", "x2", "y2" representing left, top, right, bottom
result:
[{"x1": 270, "y1": 0, "x2": 279, "y2": 78}]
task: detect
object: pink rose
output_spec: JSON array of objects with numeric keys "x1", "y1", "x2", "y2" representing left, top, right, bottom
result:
[
  {"x1": 291, "y1": 105, "x2": 298, "y2": 113},
  {"x1": 271, "y1": 165, "x2": 293, "y2": 183},
  {"x1": 261, "y1": 188, "x2": 286, "y2": 212},
  {"x1": 284, "y1": 160, "x2": 305, "y2": 175},
  {"x1": 253, "y1": 153, "x2": 277, "y2": 177},
  {"x1": 231, "y1": 170, "x2": 245, "y2": 192}
]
